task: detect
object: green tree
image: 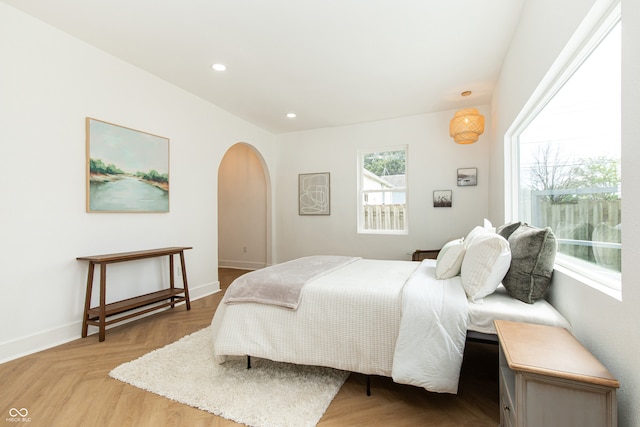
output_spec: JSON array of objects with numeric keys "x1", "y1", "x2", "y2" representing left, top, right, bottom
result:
[
  {"x1": 90, "y1": 158, "x2": 123, "y2": 175},
  {"x1": 572, "y1": 156, "x2": 620, "y2": 201},
  {"x1": 528, "y1": 145, "x2": 620, "y2": 203},
  {"x1": 364, "y1": 150, "x2": 405, "y2": 176},
  {"x1": 136, "y1": 169, "x2": 168, "y2": 184}
]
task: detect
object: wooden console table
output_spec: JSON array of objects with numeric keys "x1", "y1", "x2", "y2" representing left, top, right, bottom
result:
[{"x1": 78, "y1": 247, "x2": 192, "y2": 342}]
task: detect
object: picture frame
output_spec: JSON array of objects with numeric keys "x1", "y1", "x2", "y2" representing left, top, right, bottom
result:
[
  {"x1": 86, "y1": 117, "x2": 170, "y2": 213},
  {"x1": 433, "y1": 190, "x2": 452, "y2": 208},
  {"x1": 298, "y1": 172, "x2": 330, "y2": 215},
  {"x1": 457, "y1": 167, "x2": 477, "y2": 186}
]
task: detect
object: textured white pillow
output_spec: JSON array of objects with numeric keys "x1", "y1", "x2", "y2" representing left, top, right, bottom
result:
[
  {"x1": 483, "y1": 218, "x2": 495, "y2": 232},
  {"x1": 464, "y1": 226, "x2": 487, "y2": 248},
  {"x1": 435, "y1": 238, "x2": 466, "y2": 279},
  {"x1": 461, "y1": 230, "x2": 511, "y2": 302}
]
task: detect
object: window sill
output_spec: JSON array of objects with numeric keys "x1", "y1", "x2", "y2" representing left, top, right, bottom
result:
[
  {"x1": 357, "y1": 229, "x2": 408, "y2": 236},
  {"x1": 553, "y1": 263, "x2": 622, "y2": 301}
]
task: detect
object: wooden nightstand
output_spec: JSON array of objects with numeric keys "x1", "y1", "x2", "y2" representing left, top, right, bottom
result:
[
  {"x1": 411, "y1": 249, "x2": 439, "y2": 261},
  {"x1": 495, "y1": 320, "x2": 619, "y2": 427}
]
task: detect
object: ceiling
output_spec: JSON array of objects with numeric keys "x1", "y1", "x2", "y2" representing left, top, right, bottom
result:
[{"x1": 3, "y1": 0, "x2": 526, "y2": 134}]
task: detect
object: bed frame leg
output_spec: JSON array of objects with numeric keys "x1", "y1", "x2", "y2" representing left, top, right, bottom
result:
[
  {"x1": 247, "y1": 355, "x2": 251, "y2": 369},
  {"x1": 366, "y1": 375, "x2": 371, "y2": 396}
]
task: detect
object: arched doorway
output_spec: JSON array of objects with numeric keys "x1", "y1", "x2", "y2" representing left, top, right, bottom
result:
[{"x1": 218, "y1": 143, "x2": 270, "y2": 270}]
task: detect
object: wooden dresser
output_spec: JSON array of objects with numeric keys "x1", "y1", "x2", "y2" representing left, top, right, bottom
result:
[{"x1": 495, "y1": 320, "x2": 619, "y2": 427}]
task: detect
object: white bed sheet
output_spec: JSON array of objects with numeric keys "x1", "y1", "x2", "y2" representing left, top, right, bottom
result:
[{"x1": 467, "y1": 284, "x2": 571, "y2": 334}]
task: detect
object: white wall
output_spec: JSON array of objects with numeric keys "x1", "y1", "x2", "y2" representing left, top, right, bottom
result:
[
  {"x1": 490, "y1": 0, "x2": 639, "y2": 425},
  {"x1": 0, "y1": 4, "x2": 276, "y2": 362},
  {"x1": 274, "y1": 109, "x2": 491, "y2": 262}
]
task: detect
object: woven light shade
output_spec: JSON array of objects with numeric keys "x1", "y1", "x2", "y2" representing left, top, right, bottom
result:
[{"x1": 449, "y1": 108, "x2": 485, "y2": 144}]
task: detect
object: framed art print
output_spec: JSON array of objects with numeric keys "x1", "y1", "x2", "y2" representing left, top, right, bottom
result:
[
  {"x1": 86, "y1": 118, "x2": 169, "y2": 212},
  {"x1": 433, "y1": 190, "x2": 452, "y2": 208},
  {"x1": 298, "y1": 172, "x2": 330, "y2": 215},
  {"x1": 457, "y1": 167, "x2": 477, "y2": 186}
]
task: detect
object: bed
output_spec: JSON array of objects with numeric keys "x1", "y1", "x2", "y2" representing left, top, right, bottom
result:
[{"x1": 210, "y1": 223, "x2": 570, "y2": 394}]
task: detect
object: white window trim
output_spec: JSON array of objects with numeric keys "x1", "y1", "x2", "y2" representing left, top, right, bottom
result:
[
  {"x1": 504, "y1": 0, "x2": 621, "y2": 297},
  {"x1": 554, "y1": 257, "x2": 621, "y2": 301},
  {"x1": 357, "y1": 145, "x2": 408, "y2": 235}
]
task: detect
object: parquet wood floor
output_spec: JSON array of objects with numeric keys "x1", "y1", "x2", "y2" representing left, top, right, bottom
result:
[{"x1": 0, "y1": 268, "x2": 499, "y2": 426}]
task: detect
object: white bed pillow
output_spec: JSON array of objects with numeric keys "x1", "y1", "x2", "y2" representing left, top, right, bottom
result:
[
  {"x1": 461, "y1": 229, "x2": 511, "y2": 302},
  {"x1": 483, "y1": 218, "x2": 496, "y2": 232},
  {"x1": 466, "y1": 220, "x2": 497, "y2": 248},
  {"x1": 435, "y1": 238, "x2": 466, "y2": 279},
  {"x1": 464, "y1": 226, "x2": 487, "y2": 248}
]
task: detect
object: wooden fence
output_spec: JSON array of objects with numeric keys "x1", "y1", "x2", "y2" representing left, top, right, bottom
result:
[
  {"x1": 361, "y1": 198, "x2": 621, "y2": 271},
  {"x1": 536, "y1": 199, "x2": 621, "y2": 271},
  {"x1": 363, "y1": 204, "x2": 405, "y2": 230}
]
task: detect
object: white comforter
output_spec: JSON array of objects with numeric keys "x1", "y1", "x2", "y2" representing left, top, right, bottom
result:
[
  {"x1": 392, "y1": 261, "x2": 468, "y2": 393},
  {"x1": 211, "y1": 258, "x2": 468, "y2": 393}
]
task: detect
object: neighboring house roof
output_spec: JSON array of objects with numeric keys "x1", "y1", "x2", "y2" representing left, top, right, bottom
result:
[{"x1": 363, "y1": 169, "x2": 406, "y2": 188}]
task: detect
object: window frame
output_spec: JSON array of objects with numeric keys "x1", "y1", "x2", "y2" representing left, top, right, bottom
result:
[
  {"x1": 505, "y1": 2, "x2": 621, "y2": 297},
  {"x1": 357, "y1": 145, "x2": 408, "y2": 235}
]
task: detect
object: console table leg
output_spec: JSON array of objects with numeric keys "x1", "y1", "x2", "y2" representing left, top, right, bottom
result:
[
  {"x1": 179, "y1": 251, "x2": 191, "y2": 310},
  {"x1": 169, "y1": 254, "x2": 176, "y2": 308},
  {"x1": 81, "y1": 262, "x2": 95, "y2": 338},
  {"x1": 99, "y1": 263, "x2": 107, "y2": 342}
]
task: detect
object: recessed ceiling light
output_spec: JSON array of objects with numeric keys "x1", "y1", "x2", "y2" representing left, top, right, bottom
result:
[
  {"x1": 211, "y1": 63, "x2": 227, "y2": 72},
  {"x1": 286, "y1": 113, "x2": 297, "y2": 118}
]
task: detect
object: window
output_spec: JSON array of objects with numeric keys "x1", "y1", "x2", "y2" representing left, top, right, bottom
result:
[
  {"x1": 358, "y1": 146, "x2": 407, "y2": 234},
  {"x1": 514, "y1": 13, "x2": 621, "y2": 290}
]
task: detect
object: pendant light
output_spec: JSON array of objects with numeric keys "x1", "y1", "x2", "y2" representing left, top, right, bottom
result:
[{"x1": 449, "y1": 92, "x2": 485, "y2": 144}]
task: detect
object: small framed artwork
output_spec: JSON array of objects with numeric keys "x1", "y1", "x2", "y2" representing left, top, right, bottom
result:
[
  {"x1": 86, "y1": 117, "x2": 170, "y2": 213},
  {"x1": 433, "y1": 190, "x2": 452, "y2": 208},
  {"x1": 299, "y1": 172, "x2": 330, "y2": 215},
  {"x1": 457, "y1": 167, "x2": 477, "y2": 186}
]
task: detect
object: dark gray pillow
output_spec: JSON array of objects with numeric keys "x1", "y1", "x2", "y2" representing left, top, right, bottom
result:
[
  {"x1": 502, "y1": 224, "x2": 557, "y2": 304},
  {"x1": 496, "y1": 221, "x2": 522, "y2": 240}
]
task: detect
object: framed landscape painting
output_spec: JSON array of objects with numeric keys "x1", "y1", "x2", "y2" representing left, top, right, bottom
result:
[
  {"x1": 433, "y1": 190, "x2": 452, "y2": 208},
  {"x1": 457, "y1": 167, "x2": 477, "y2": 186},
  {"x1": 86, "y1": 118, "x2": 170, "y2": 212}
]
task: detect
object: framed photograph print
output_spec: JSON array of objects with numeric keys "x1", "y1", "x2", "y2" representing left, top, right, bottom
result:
[
  {"x1": 298, "y1": 172, "x2": 330, "y2": 215},
  {"x1": 457, "y1": 167, "x2": 477, "y2": 186},
  {"x1": 433, "y1": 190, "x2": 452, "y2": 208},
  {"x1": 86, "y1": 117, "x2": 169, "y2": 212}
]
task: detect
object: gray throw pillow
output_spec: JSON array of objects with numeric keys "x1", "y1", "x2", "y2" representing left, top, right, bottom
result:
[
  {"x1": 496, "y1": 221, "x2": 521, "y2": 240},
  {"x1": 502, "y1": 224, "x2": 557, "y2": 304}
]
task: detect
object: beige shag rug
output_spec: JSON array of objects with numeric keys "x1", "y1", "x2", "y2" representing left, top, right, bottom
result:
[{"x1": 109, "y1": 327, "x2": 349, "y2": 427}]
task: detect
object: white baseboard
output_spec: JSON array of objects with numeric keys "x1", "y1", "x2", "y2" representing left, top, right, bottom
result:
[
  {"x1": 218, "y1": 259, "x2": 266, "y2": 270},
  {"x1": 0, "y1": 281, "x2": 220, "y2": 364}
]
